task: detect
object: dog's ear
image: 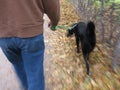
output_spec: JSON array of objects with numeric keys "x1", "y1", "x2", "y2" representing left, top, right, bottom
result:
[
  {"x1": 67, "y1": 22, "x2": 78, "y2": 37},
  {"x1": 67, "y1": 23, "x2": 77, "y2": 31},
  {"x1": 67, "y1": 23, "x2": 77, "y2": 32},
  {"x1": 71, "y1": 23, "x2": 78, "y2": 27},
  {"x1": 71, "y1": 23, "x2": 78, "y2": 29}
]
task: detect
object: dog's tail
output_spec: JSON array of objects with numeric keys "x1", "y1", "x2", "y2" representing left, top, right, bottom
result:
[
  {"x1": 86, "y1": 21, "x2": 96, "y2": 48},
  {"x1": 86, "y1": 21, "x2": 95, "y2": 37},
  {"x1": 86, "y1": 21, "x2": 95, "y2": 36}
]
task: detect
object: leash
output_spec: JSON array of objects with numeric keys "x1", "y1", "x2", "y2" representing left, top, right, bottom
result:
[
  {"x1": 55, "y1": 25, "x2": 71, "y2": 30},
  {"x1": 50, "y1": 23, "x2": 78, "y2": 31},
  {"x1": 51, "y1": 25, "x2": 71, "y2": 30}
]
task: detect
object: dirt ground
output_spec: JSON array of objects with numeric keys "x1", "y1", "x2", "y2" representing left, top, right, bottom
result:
[
  {"x1": 44, "y1": 1, "x2": 120, "y2": 90},
  {"x1": 0, "y1": 0, "x2": 120, "y2": 90}
]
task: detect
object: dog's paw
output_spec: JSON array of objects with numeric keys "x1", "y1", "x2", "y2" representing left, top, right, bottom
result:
[{"x1": 87, "y1": 72, "x2": 91, "y2": 76}]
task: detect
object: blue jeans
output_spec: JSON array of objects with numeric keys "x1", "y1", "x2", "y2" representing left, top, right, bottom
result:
[{"x1": 0, "y1": 34, "x2": 45, "y2": 90}]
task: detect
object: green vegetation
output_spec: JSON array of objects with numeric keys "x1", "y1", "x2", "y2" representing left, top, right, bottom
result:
[
  {"x1": 92, "y1": 0, "x2": 120, "y2": 6},
  {"x1": 114, "y1": 0, "x2": 120, "y2": 3},
  {"x1": 91, "y1": 0, "x2": 120, "y2": 22}
]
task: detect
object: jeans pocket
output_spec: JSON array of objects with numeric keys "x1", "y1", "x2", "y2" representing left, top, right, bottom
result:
[{"x1": 23, "y1": 34, "x2": 45, "y2": 52}]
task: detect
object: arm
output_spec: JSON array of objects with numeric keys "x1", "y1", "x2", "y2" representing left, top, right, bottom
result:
[{"x1": 42, "y1": 0, "x2": 60, "y2": 26}]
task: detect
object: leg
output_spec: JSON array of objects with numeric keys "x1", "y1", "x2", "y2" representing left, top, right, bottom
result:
[
  {"x1": 21, "y1": 34, "x2": 45, "y2": 90},
  {"x1": 83, "y1": 52, "x2": 91, "y2": 75},
  {"x1": 75, "y1": 36, "x2": 80, "y2": 53},
  {"x1": 0, "y1": 39, "x2": 28, "y2": 89}
]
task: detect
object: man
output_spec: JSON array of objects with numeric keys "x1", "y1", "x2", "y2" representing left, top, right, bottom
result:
[{"x1": 0, "y1": 0, "x2": 60, "y2": 90}]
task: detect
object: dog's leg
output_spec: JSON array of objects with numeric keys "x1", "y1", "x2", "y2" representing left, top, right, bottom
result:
[
  {"x1": 83, "y1": 53, "x2": 91, "y2": 75},
  {"x1": 75, "y1": 37, "x2": 80, "y2": 53}
]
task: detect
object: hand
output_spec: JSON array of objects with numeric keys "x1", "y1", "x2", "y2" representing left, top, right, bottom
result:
[
  {"x1": 48, "y1": 21, "x2": 57, "y2": 31},
  {"x1": 50, "y1": 26, "x2": 57, "y2": 31}
]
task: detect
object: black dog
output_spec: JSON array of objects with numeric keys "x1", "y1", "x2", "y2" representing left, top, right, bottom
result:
[{"x1": 67, "y1": 21, "x2": 96, "y2": 75}]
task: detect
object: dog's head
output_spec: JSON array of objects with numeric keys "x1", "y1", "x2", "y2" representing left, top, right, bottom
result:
[
  {"x1": 67, "y1": 23, "x2": 77, "y2": 37},
  {"x1": 67, "y1": 28, "x2": 74, "y2": 37}
]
